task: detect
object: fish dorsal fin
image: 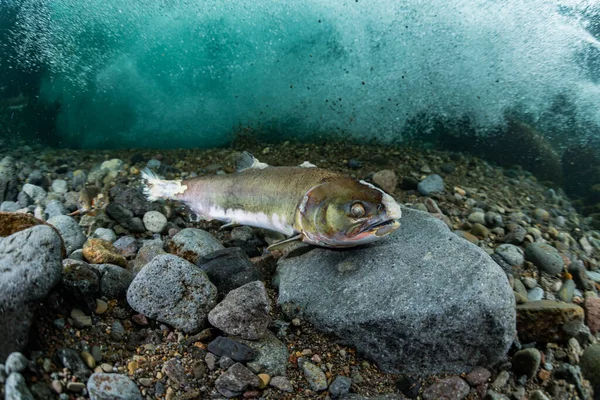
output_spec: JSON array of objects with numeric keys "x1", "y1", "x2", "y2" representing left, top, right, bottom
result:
[
  {"x1": 298, "y1": 161, "x2": 317, "y2": 168},
  {"x1": 236, "y1": 151, "x2": 269, "y2": 172}
]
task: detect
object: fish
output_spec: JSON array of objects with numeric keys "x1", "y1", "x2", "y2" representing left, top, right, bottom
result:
[{"x1": 141, "y1": 152, "x2": 402, "y2": 249}]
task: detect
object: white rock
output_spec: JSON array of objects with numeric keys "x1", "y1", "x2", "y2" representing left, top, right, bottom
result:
[{"x1": 143, "y1": 211, "x2": 167, "y2": 233}]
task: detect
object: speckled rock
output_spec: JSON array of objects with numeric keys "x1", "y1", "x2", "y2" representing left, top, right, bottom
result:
[
  {"x1": 83, "y1": 238, "x2": 127, "y2": 267},
  {"x1": 142, "y1": 211, "x2": 167, "y2": 233},
  {"x1": 87, "y1": 373, "x2": 142, "y2": 400},
  {"x1": 232, "y1": 330, "x2": 288, "y2": 376},
  {"x1": 516, "y1": 300, "x2": 584, "y2": 342},
  {"x1": 277, "y1": 207, "x2": 515, "y2": 374},
  {"x1": 417, "y1": 174, "x2": 444, "y2": 195},
  {"x1": 167, "y1": 228, "x2": 225, "y2": 264},
  {"x1": 302, "y1": 361, "x2": 327, "y2": 391},
  {"x1": 215, "y1": 363, "x2": 260, "y2": 398},
  {"x1": 422, "y1": 376, "x2": 469, "y2": 400},
  {"x1": 47, "y1": 215, "x2": 86, "y2": 255},
  {"x1": 525, "y1": 242, "x2": 564, "y2": 276},
  {"x1": 208, "y1": 281, "x2": 271, "y2": 340},
  {"x1": 0, "y1": 225, "x2": 63, "y2": 360},
  {"x1": 4, "y1": 372, "x2": 34, "y2": 400},
  {"x1": 127, "y1": 254, "x2": 217, "y2": 333}
]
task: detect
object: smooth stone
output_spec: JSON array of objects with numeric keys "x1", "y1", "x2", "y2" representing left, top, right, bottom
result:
[
  {"x1": 51, "y1": 179, "x2": 68, "y2": 194},
  {"x1": 277, "y1": 207, "x2": 515, "y2": 374},
  {"x1": 162, "y1": 358, "x2": 188, "y2": 387},
  {"x1": 372, "y1": 169, "x2": 397, "y2": 194},
  {"x1": 92, "y1": 228, "x2": 117, "y2": 243},
  {"x1": 557, "y1": 279, "x2": 576, "y2": 302},
  {"x1": 0, "y1": 201, "x2": 20, "y2": 212},
  {"x1": 329, "y1": 375, "x2": 352, "y2": 399},
  {"x1": 527, "y1": 287, "x2": 544, "y2": 301},
  {"x1": 112, "y1": 236, "x2": 138, "y2": 258},
  {"x1": 422, "y1": 376, "x2": 469, "y2": 400},
  {"x1": 87, "y1": 373, "x2": 142, "y2": 400},
  {"x1": 22, "y1": 184, "x2": 46, "y2": 202},
  {"x1": 167, "y1": 228, "x2": 225, "y2": 264},
  {"x1": 525, "y1": 242, "x2": 564, "y2": 276},
  {"x1": 586, "y1": 270, "x2": 600, "y2": 283},
  {"x1": 127, "y1": 254, "x2": 217, "y2": 333},
  {"x1": 417, "y1": 174, "x2": 444, "y2": 195},
  {"x1": 207, "y1": 336, "x2": 255, "y2": 362},
  {"x1": 208, "y1": 281, "x2": 271, "y2": 340},
  {"x1": 0, "y1": 226, "x2": 63, "y2": 359},
  {"x1": 512, "y1": 348, "x2": 541, "y2": 378},
  {"x1": 142, "y1": 211, "x2": 168, "y2": 233},
  {"x1": 5, "y1": 372, "x2": 34, "y2": 400},
  {"x1": 83, "y1": 238, "x2": 127, "y2": 267},
  {"x1": 468, "y1": 212, "x2": 486, "y2": 225},
  {"x1": 215, "y1": 363, "x2": 260, "y2": 398},
  {"x1": 44, "y1": 200, "x2": 68, "y2": 218},
  {"x1": 516, "y1": 300, "x2": 584, "y2": 342},
  {"x1": 529, "y1": 390, "x2": 551, "y2": 400},
  {"x1": 5, "y1": 352, "x2": 28, "y2": 374},
  {"x1": 269, "y1": 376, "x2": 293, "y2": 392},
  {"x1": 47, "y1": 215, "x2": 87, "y2": 255},
  {"x1": 105, "y1": 202, "x2": 134, "y2": 226},
  {"x1": 465, "y1": 366, "x2": 491, "y2": 386},
  {"x1": 584, "y1": 297, "x2": 600, "y2": 334},
  {"x1": 495, "y1": 244, "x2": 524, "y2": 267},
  {"x1": 72, "y1": 170, "x2": 87, "y2": 191},
  {"x1": 302, "y1": 361, "x2": 327, "y2": 391},
  {"x1": 580, "y1": 344, "x2": 600, "y2": 395},
  {"x1": 232, "y1": 330, "x2": 288, "y2": 376},
  {"x1": 131, "y1": 238, "x2": 166, "y2": 274},
  {"x1": 197, "y1": 247, "x2": 260, "y2": 295},
  {"x1": 90, "y1": 263, "x2": 133, "y2": 299}
]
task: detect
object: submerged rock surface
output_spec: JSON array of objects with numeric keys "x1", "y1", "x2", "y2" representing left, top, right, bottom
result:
[{"x1": 277, "y1": 207, "x2": 515, "y2": 374}]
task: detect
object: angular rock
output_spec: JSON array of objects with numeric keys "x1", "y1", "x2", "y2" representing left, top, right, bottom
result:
[
  {"x1": 167, "y1": 228, "x2": 224, "y2": 264},
  {"x1": 56, "y1": 348, "x2": 90, "y2": 380},
  {"x1": 90, "y1": 264, "x2": 133, "y2": 299},
  {"x1": 329, "y1": 375, "x2": 352, "y2": 399},
  {"x1": 0, "y1": 225, "x2": 63, "y2": 359},
  {"x1": 0, "y1": 201, "x2": 20, "y2": 212},
  {"x1": 208, "y1": 281, "x2": 271, "y2": 340},
  {"x1": 127, "y1": 254, "x2": 217, "y2": 333},
  {"x1": 51, "y1": 179, "x2": 68, "y2": 194},
  {"x1": 131, "y1": 239, "x2": 166, "y2": 274},
  {"x1": 5, "y1": 372, "x2": 34, "y2": 400},
  {"x1": 162, "y1": 358, "x2": 188, "y2": 387},
  {"x1": 269, "y1": 376, "x2": 293, "y2": 392},
  {"x1": 5, "y1": 352, "x2": 29, "y2": 374},
  {"x1": 83, "y1": 238, "x2": 127, "y2": 267},
  {"x1": 525, "y1": 243, "x2": 564, "y2": 276},
  {"x1": 516, "y1": 300, "x2": 584, "y2": 342},
  {"x1": 105, "y1": 202, "x2": 134, "y2": 227},
  {"x1": 197, "y1": 247, "x2": 260, "y2": 295},
  {"x1": 215, "y1": 363, "x2": 260, "y2": 398},
  {"x1": 233, "y1": 330, "x2": 288, "y2": 376},
  {"x1": 422, "y1": 376, "x2": 469, "y2": 400},
  {"x1": 47, "y1": 215, "x2": 87, "y2": 255},
  {"x1": 87, "y1": 373, "x2": 142, "y2": 400},
  {"x1": 277, "y1": 207, "x2": 515, "y2": 374},
  {"x1": 207, "y1": 336, "x2": 255, "y2": 362}
]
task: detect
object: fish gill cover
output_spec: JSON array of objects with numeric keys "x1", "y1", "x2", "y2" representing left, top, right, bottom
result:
[{"x1": 4, "y1": 0, "x2": 600, "y2": 149}]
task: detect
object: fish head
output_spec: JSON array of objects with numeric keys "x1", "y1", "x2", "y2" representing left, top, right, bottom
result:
[{"x1": 297, "y1": 178, "x2": 402, "y2": 247}]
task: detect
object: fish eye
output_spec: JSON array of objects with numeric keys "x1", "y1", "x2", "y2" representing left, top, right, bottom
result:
[{"x1": 350, "y1": 202, "x2": 365, "y2": 218}]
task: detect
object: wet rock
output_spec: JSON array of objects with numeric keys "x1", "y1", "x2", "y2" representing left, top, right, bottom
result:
[
  {"x1": 465, "y1": 366, "x2": 491, "y2": 386},
  {"x1": 516, "y1": 300, "x2": 584, "y2": 342},
  {"x1": 0, "y1": 201, "x2": 19, "y2": 212},
  {"x1": 105, "y1": 202, "x2": 134, "y2": 227},
  {"x1": 5, "y1": 372, "x2": 34, "y2": 400},
  {"x1": 47, "y1": 215, "x2": 86, "y2": 255},
  {"x1": 61, "y1": 259, "x2": 100, "y2": 313},
  {"x1": 131, "y1": 238, "x2": 166, "y2": 274},
  {"x1": 143, "y1": 211, "x2": 167, "y2": 233},
  {"x1": 83, "y1": 238, "x2": 127, "y2": 267},
  {"x1": 127, "y1": 254, "x2": 217, "y2": 333},
  {"x1": 512, "y1": 348, "x2": 541, "y2": 378},
  {"x1": 112, "y1": 236, "x2": 138, "y2": 258},
  {"x1": 584, "y1": 297, "x2": 600, "y2": 334},
  {"x1": 208, "y1": 281, "x2": 271, "y2": 340},
  {"x1": 22, "y1": 184, "x2": 46, "y2": 203},
  {"x1": 277, "y1": 207, "x2": 514, "y2": 374},
  {"x1": 167, "y1": 228, "x2": 225, "y2": 264},
  {"x1": 440, "y1": 163, "x2": 456, "y2": 174},
  {"x1": 208, "y1": 336, "x2": 255, "y2": 362},
  {"x1": 422, "y1": 376, "x2": 469, "y2": 400},
  {"x1": 372, "y1": 170, "x2": 397, "y2": 194},
  {"x1": 504, "y1": 224, "x2": 527, "y2": 244},
  {"x1": 417, "y1": 174, "x2": 444, "y2": 195},
  {"x1": 233, "y1": 330, "x2": 288, "y2": 376},
  {"x1": 45, "y1": 199, "x2": 68, "y2": 218},
  {"x1": 557, "y1": 279, "x2": 575, "y2": 302},
  {"x1": 0, "y1": 157, "x2": 18, "y2": 202},
  {"x1": 580, "y1": 344, "x2": 600, "y2": 395},
  {"x1": 269, "y1": 376, "x2": 293, "y2": 392},
  {"x1": 468, "y1": 212, "x2": 486, "y2": 225},
  {"x1": 302, "y1": 361, "x2": 327, "y2": 391},
  {"x1": 90, "y1": 263, "x2": 133, "y2": 299},
  {"x1": 525, "y1": 243, "x2": 564, "y2": 276},
  {"x1": 527, "y1": 287, "x2": 544, "y2": 302},
  {"x1": 0, "y1": 225, "x2": 63, "y2": 359},
  {"x1": 495, "y1": 244, "x2": 524, "y2": 267},
  {"x1": 92, "y1": 228, "x2": 117, "y2": 243},
  {"x1": 56, "y1": 348, "x2": 90, "y2": 380},
  {"x1": 329, "y1": 375, "x2": 352, "y2": 399},
  {"x1": 87, "y1": 373, "x2": 142, "y2": 400},
  {"x1": 197, "y1": 247, "x2": 260, "y2": 295},
  {"x1": 215, "y1": 363, "x2": 260, "y2": 398},
  {"x1": 533, "y1": 208, "x2": 550, "y2": 222},
  {"x1": 5, "y1": 352, "x2": 29, "y2": 374},
  {"x1": 51, "y1": 179, "x2": 68, "y2": 194},
  {"x1": 162, "y1": 358, "x2": 188, "y2": 387}
]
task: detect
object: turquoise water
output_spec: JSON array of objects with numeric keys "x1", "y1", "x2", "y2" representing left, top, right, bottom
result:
[{"x1": 1, "y1": 0, "x2": 600, "y2": 150}]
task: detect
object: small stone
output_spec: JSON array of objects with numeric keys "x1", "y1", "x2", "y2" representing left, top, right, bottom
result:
[
  {"x1": 490, "y1": 370, "x2": 510, "y2": 390},
  {"x1": 580, "y1": 344, "x2": 600, "y2": 395},
  {"x1": 66, "y1": 382, "x2": 86, "y2": 392},
  {"x1": 93, "y1": 228, "x2": 117, "y2": 243},
  {"x1": 527, "y1": 287, "x2": 544, "y2": 302},
  {"x1": 87, "y1": 372, "x2": 142, "y2": 400},
  {"x1": 417, "y1": 174, "x2": 444, "y2": 195},
  {"x1": 205, "y1": 353, "x2": 216, "y2": 370},
  {"x1": 112, "y1": 236, "x2": 138, "y2": 258},
  {"x1": 95, "y1": 299, "x2": 108, "y2": 315},
  {"x1": 167, "y1": 228, "x2": 225, "y2": 264},
  {"x1": 522, "y1": 277, "x2": 538, "y2": 289},
  {"x1": 5, "y1": 352, "x2": 29, "y2": 374},
  {"x1": 83, "y1": 238, "x2": 127, "y2": 267},
  {"x1": 71, "y1": 308, "x2": 92, "y2": 328},
  {"x1": 90, "y1": 263, "x2": 133, "y2": 300},
  {"x1": 269, "y1": 376, "x2": 293, "y2": 392},
  {"x1": 465, "y1": 366, "x2": 491, "y2": 386},
  {"x1": 207, "y1": 336, "x2": 255, "y2": 362},
  {"x1": 422, "y1": 376, "x2": 469, "y2": 400},
  {"x1": 219, "y1": 356, "x2": 236, "y2": 369},
  {"x1": 51, "y1": 179, "x2": 68, "y2": 194},
  {"x1": 525, "y1": 242, "x2": 564, "y2": 276},
  {"x1": 44, "y1": 200, "x2": 68, "y2": 218},
  {"x1": 197, "y1": 247, "x2": 261, "y2": 295},
  {"x1": 372, "y1": 170, "x2": 397, "y2": 194},
  {"x1": 143, "y1": 211, "x2": 168, "y2": 233},
  {"x1": 162, "y1": 358, "x2": 188, "y2": 387},
  {"x1": 139, "y1": 378, "x2": 153, "y2": 387},
  {"x1": 529, "y1": 390, "x2": 551, "y2": 400},
  {"x1": 5, "y1": 372, "x2": 34, "y2": 400},
  {"x1": 215, "y1": 363, "x2": 260, "y2": 398},
  {"x1": 533, "y1": 208, "x2": 550, "y2": 222},
  {"x1": 257, "y1": 373, "x2": 270, "y2": 389},
  {"x1": 557, "y1": 279, "x2": 575, "y2": 302},
  {"x1": 468, "y1": 212, "x2": 486, "y2": 225},
  {"x1": 585, "y1": 297, "x2": 600, "y2": 334},
  {"x1": 52, "y1": 380, "x2": 63, "y2": 394},
  {"x1": 47, "y1": 215, "x2": 87, "y2": 255},
  {"x1": 470, "y1": 223, "x2": 489, "y2": 238},
  {"x1": 81, "y1": 351, "x2": 96, "y2": 369},
  {"x1": 22, "y1": 183, "x2": 46, "y2": 202},
  {"x1": 495, "y1": 244, "x2": 524, "y2": 267},
  {"x1": 329, "y1": 375, "x2": 352, "y2": 399},
  {"x1": 91, "y1": 346, "x2": 102, "y2": 362},
  {"x1": 302, "y1": 361, "x2": 327, "y2": 391},
  {"x1": 512, "y1": 348, "x2": 541, "y2": 378}
]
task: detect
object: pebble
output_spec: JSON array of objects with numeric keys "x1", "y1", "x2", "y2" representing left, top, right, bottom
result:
[
  {"x1": 302, "y1": 361, "x2": 327, "y2": 391},
  {"x1": 527, "y1": 287, "x2": 544, "y2": 301},
  {"x1": 257, "y1": 373, "x2": 270, "y2": 389},
  {"x1": 207, "y1": 336, "x2": 255, "y2": 362},
  {"x1": 167, "y1": 228, "x2": 225, "y2": 264},
  {"x1": 90, "y1": 263, "x2": 133, "y2": 300},
  {"x1": 512, "y1": 348, "x2": 541, "y2": 378},
  {"x1": 45, "y1": 199, "x2": 68, "y2": 218},
  {"x1": 525, "y1": 242, "x2": 564, "y2": 276},
  {"x1": 92, "y1": 228, "x2": 117, "y2": 243},
  {"x1": 71, "y1": 308, "x2": 92, "y2": 328},
  {"x1": 51, "y1": 380, "x2": 63, "y2": 394},
  {"x1": 586, "y1": 270, "x2": 600, "y2": 283},
  {"x1": 529, "y1": 390, "x2": 551, "y2": 400},
  {"x1": 66, "y1": 382, "x2": 86, "y2": 392},
  {"x1": 5, "y1": 372, "x2": 34, "y2": 400},
  {"x1": 417, "y1": 174, "x2": 444, "y2": 195},
  {"x1": 465, "y1": 366, "x2": 491, "y2": 386},
  {"x1": 0, "y1": 201, "x2": 20, "y2": 212},
  {"x1": 5, "y1": 352, "x2": 29, "y2": 374},
  {"x1": 51, "y1": 179, "x2": 68, "y2": 194},
  {"x1": 47, "y1": 215, "x2": 87, "y2": 255},
  {"x1": 269, "y1": 376, "x2": 293, "y2": 392},
  {"x1": 468, "y1": 212, "x2": 486, "y2": 225},
  {"x1": 83, "y1": 238, "x2": 127, "y2": 267},
  {"x1": 87, "y1": 372, "x2": 142, "y2": 400},
  {"x1": 491, "y1": 370, "x2": 510, "y2": 390},
  {"x1": 22, "y1": 183, "x2": 46, "y2": 202},
  {"x1": 95, "y1": 299, "x2": 108, "y2": 315},
  {"x1": 557, "y1": 279, "x2": 575, "y2": 302},
  {"x1": 142, "y1": 211, "x2": 168, "y2": 233},
  {"x1": 372, "y1": 169, "x2": 397, "y2": 194},
  {"x1": 495, "y1": 244, "x2": 524, "y2": 267},
  {"x1": 580, "y1": 344, "x2": 600, "y2": 394},
  {"x1": 584, "y1": 297, "x2": 600, "y2": 334},
  {"x1": 81, "y1": 351, "x2": 96, "y2": 368},
  {"x1": 236, "y1": 331, "x2": 289, "y2": 376},
  {"x1": 422, "y1": 376, "x2": 469, "y2": 400},
  {"x1": 329, "y1": 375, "x2": 352, "y2": 399},
  {"x1": 162, "y1": 358, "x2": 188, "y2": 387},
  {"x1": 522, "y1": 277, "x2": 538, "y2": 289},
  {"x1": 100, "y1": 363, "x2": 113, "y2": 373},
  {"x1": 533, "y1": 208, "x2": 550, "y2": 222},
  {"x1": 215, "y1": 363, "x2": 260, "y2": 398},
  {"x1": 197, "y1": 247, "x2": 261, "y2": 295},
  {"x1": 56, "y1": 348, "x2": 91, "y2": 380}
]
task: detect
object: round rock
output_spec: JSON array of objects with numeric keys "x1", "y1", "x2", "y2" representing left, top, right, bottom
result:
[
  {"x1": 142, "y1": 211, "x2": 167, "y2": 233},
  {"x1": 525, "y1": 242, "x2": 564, "y2": 276},
  {"x1": 417, "y1": 174, "x2": 444, "y2": 196},
  {"x1": 495, "y1": 244, "x2": 524, "y2": 267},
  {"x1": 47, "y1": 215, "x2": 86, "y2": 255}
]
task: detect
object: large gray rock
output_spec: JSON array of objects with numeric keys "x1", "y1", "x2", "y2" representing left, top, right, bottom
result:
[
  {"x1": 276, "y1": 207, "x2": 515, "y2": 374},
  {"x1": 127, "y1": 254, "x2": 217, "y2": 333},
  {"x1": 0, "y1": 226, "x2": 63, "y2": 359}
]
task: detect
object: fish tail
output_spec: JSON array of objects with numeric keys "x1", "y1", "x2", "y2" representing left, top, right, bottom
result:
[{"x1": 141, "y1": 168, "x2": 186, "y2": 201}]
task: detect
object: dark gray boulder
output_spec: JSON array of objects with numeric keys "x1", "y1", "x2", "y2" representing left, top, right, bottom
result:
[{"x1": 276, "y1": 207, "x2": 515, "y2": 374}]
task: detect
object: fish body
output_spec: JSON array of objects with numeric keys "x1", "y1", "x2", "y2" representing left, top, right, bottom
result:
[{"x1": 142, "y1": 154, "x2": 401, "y2": 248}]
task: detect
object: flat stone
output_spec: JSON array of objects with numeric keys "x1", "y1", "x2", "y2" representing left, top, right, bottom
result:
[
  {"x1": 232, "y1": 330, "x2": 288, "y2": 376},
  {"x1": 557, "y1": 279, "x2": 576, "y2": 302},
  {"x1": 269, "y1": 376, "x2": 293, "y2": 392},
  {"x1": 516, "y1": 300, "x2": 584, "y2": 342},
  {"x1": 215, "y1": 363, "x2": 260, "y2": 398},
  {"x1": 277, "y1": 207, "x2": 515, "y2": 374},
  {"x1": 208, "y1": 281, "x2": 271, "y2": 340},
  {"x1": 207, "y1": 336, "x2": 255, "y2": 362},
  {"x1": 87, "y1": 373, "x2": 142, "y2": 400},
  {"x1": 302, "y1": 361, "x2": 327, "y2": 391},
  {"x1": 92, "y1": 228, "x2": 117, "y2": 243},
  {"x1": 512, "y1": 348, "x2": 541, "y2": 378},
  {"x1": 525, "y1": 242, "x2": 564, "y2": 276},
  {"x1": 83, "y1": 238, "x2": 127, "y2": 267},
  {"x1": 167, "y1": 228, "x2": 224, "y2": 264},
  {"x1": 162, "y1": 358, "x2": 188, "y2": 387},
  {"x1": 126, "y1": 254, "x2": 217, "y2": 333},
  {"x1": 112, "y1": 236, "x2": 138, "y2": 258}
]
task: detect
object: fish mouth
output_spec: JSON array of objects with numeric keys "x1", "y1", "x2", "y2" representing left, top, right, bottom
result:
[{"x1": 356, "y1": 218, "x2": 401, "y2": 237}]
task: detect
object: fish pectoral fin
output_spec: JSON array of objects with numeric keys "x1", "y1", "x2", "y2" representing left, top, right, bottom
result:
[
  {"x1": 219, "y1": 220, "x2": 239, "y2": 230},
  {"x1": 236, "y1": 151, "x2": 270, "y2": 171},
  {"x1": 267, "y1": 234, "x2": 305, "y2": 252}
]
